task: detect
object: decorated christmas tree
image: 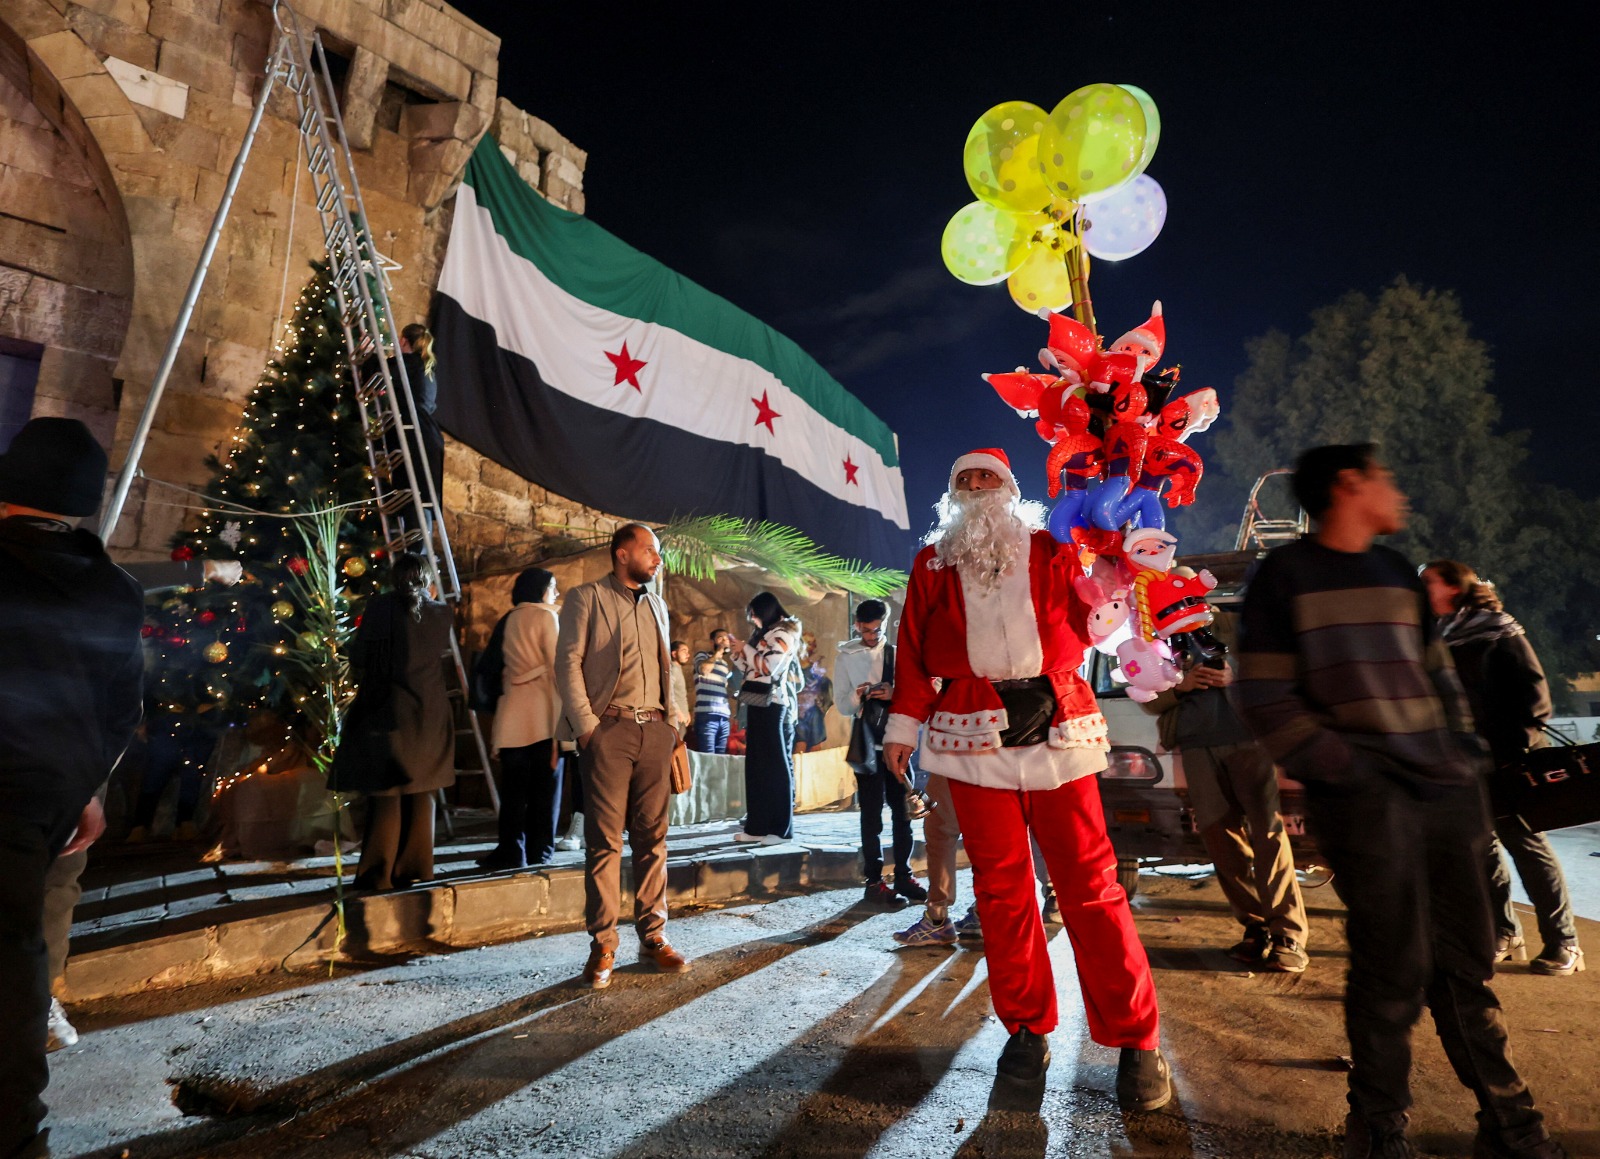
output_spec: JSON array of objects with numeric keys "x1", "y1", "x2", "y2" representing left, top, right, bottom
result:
[{"x1": 145, "y1": 262, "x2": 387, "y2": 734}]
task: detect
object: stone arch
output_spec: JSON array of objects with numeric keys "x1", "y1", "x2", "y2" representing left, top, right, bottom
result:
[{"x1": 0, "y1": 7, "x2": 137, "y2": 449}]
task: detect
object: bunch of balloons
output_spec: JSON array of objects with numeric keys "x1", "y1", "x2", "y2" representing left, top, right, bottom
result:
[{"x1": 940, "y1": 83, "x2": 1167, "y2": 312}]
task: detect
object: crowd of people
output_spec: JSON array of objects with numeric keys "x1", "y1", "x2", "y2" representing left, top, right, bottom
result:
[{"x1": 0, "y1": 413, "x2": 1583, "y2": 1159}]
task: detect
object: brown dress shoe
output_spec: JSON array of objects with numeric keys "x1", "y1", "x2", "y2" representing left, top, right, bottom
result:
[
  {"x1": 582, "y1": 947, "x2": 615, "y2": 989},
  {"x1": 640, "y1": 940, "x2": 691, "y2": 973}
]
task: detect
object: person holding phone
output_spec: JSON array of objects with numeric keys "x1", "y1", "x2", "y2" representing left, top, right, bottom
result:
[
  {"x1": 837, "y1": 600, "x2": 926, "y2": 907},
  {"x1": 1143, "y1": 613, "x2": 1309, "y2": 972}
]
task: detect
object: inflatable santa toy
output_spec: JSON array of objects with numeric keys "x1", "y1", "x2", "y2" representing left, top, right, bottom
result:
[{"x1": 881, "y1": 447, "x2": 1171, "y2": 1109}]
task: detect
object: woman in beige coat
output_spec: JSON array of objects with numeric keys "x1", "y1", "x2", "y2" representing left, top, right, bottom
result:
[{"x1": 478, "y1": 567, "x2": 564, "y2": 870}]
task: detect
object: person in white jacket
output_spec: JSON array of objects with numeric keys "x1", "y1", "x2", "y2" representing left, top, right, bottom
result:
[{"x1": 478, "y1": 567, "x2": 564, "y2": 870}]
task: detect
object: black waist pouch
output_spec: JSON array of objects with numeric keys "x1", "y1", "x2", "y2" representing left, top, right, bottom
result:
[{"x1": 993, "y1": 677, "x2": 1057, "y2": 748}]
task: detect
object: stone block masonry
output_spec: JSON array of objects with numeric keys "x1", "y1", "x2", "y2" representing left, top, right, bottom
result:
[{"x1": 1, "y1": 0, "x2": 627, "y2": 569}]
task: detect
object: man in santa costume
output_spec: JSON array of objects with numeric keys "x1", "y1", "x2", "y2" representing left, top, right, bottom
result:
[{"x1": 882, "y1": 448, "x2": 1170, "y2": 1107}]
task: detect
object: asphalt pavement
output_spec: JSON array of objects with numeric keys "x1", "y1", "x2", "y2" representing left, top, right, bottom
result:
[{"x1": 44, "y1": 843, "x2": 1600, "y2": 1159}]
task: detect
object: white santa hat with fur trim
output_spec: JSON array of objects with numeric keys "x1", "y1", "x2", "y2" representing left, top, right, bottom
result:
[{"x1": 949, "y1": 447, "x2": 1020, "y2": 496}]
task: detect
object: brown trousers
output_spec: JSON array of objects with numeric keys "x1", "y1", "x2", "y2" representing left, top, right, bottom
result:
[
  {"x1": 1183, "y1": 743, "x2": 1307, "y2": 941},
  {"x1": 355, "y1": 792, "x2": 436, "y2": 890},
  {"x1": 581, "y1": 717, "x2": 675, "y2": 952}
]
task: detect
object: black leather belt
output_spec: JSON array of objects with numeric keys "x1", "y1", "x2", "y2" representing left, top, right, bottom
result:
[{"x1": 990, "y1": 677, "x2": 1056, "y2": 748}]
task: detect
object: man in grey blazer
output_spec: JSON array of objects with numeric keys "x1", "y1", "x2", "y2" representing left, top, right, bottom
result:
[{"x1": 556, "y1": 523, "x2": 691, "y2": 988}]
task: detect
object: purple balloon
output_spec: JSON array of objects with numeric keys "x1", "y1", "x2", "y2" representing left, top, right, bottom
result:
[{"x1": 1081, "y1": 175, "x2": 1167, "y2": 261}]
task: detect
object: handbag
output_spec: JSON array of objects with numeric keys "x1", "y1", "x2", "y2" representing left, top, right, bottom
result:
[
  {"x1": 845, "y1": 645, "x2": 896, "y2": 774},
  {"x1": 670, "y1": 738, "x2": 693, "y2": 795},
  {"x1": 737, "y1": 678, "x2": 774, "y2": 708},
  {"x1": 1487, "y1": 727, "x2": 1600, "y2": 833}
]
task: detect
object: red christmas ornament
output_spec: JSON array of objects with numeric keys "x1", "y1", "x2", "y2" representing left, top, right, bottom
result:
[
  {"x1": 171, "y1": 546, "x2": 195, "y2": 561},
  {"x1": 140, "y1": 624, "x2": 156, "y2": 638},
  {"x1": 371, "y1": 548, "x2": 386, "y2": 560},
  {"x1": 286, "y1": 556, "x2": 309, "y2": 576},
  {"x1": 197, "y1": 610, "x2": 217, "y2": 625},
  {"x1": 169, "y1": 635, "x2": 189, "y2": 647},
  {"x1": 353, "y1": 614, "x2": 363, "y2": 629}
]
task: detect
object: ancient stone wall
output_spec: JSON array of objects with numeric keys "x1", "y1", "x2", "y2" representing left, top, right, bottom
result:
[{"x1": 0, "y1": 0, "x2": 626, "y2": 570}]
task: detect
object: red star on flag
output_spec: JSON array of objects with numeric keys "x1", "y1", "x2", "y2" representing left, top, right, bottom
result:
[
  {"x1": 843, "y1": 456, "x2": 860, "y2": 485},
  {"x1": 606, "y1": 342, "x2": 647, "y2": 391},
  {"x1": 752, "y1": 390, "x2": 782, "y2": 434}
]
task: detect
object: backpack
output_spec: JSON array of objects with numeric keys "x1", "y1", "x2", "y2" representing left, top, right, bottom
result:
[{"x1": 469, "y1": 611, "x2": 511, "y2": 712}]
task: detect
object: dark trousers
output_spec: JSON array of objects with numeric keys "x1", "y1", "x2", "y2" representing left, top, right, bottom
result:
[
  {"x1": 1305, "y1": 767, "x2": 1541, "y2": 1136},
  {"x1": 491, "y1": 740, "x2": 561, "y2": 866},
  {"x1": 742, "y1": 703, "x2": 794, "y2": 840},
  {"x1": 1487, "y1": 814, "x2": 1577, "y2": 951},
  {"x1": 692, "y1": 712, "x2": 730, "y2": 754},
  {"x1": 134, "y1": 721, "x2": 213, "y2": 828},
  {"x1": 354, "y1": 791, "x2": 436, "y2": 890},
  {"x1": 0, "y1": 815, "x2": 70, "y2": 1157},
  {"x1": 855, "y1": 766, "x2": 913, "y2": 886}
]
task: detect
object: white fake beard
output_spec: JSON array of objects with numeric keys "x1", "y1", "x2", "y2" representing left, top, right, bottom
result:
[{"x1": 925, "y1": 488, "x2": 1044, "y2": 593}]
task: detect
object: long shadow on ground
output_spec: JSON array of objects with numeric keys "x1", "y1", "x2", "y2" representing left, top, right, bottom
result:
[{"x1": 76, "y1": 900, "x2": 879, "y2": 1159}]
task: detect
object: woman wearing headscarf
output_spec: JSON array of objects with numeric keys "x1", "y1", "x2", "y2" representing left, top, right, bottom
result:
[
  {"x1": 332, "y1": 552, "x2": 455, "y2": 891},
  {"x1": 1421, "y1": 560, "x2": 1582, "y2": 976},
  {"x1": 478, "y1": 567, "x2": 564, "y2": 870},
  {"x1": 733, "y1": 591, "x2": 802, "y2": 844}
]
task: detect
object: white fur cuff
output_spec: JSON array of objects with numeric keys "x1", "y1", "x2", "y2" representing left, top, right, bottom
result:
[{"x1": 882, "y1": 713, "x2": 924, "y2": 750}]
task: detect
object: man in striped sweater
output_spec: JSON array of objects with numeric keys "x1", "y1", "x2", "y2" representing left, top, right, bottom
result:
[{"x1": 1235, "y1": 444, "x2": 1563, "y2": 1159}]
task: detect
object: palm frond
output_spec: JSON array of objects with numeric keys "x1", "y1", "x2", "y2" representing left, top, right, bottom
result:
[{"x1": 654, "y1": 515, "x2": 907, "y2": 597}]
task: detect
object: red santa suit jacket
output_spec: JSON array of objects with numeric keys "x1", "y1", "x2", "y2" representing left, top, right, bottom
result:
[{"x1": 883, "y1": 528, "x2": 1110, "y2": 790}]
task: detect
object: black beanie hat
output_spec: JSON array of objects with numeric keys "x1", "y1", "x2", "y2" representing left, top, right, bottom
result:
[{"x1": 0, "y1": 418, "x2": 109, "y2": 517}]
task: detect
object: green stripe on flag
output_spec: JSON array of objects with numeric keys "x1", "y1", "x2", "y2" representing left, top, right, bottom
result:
[{"x1": 462, "y1": 135, "x2": 898, "y2": 468}]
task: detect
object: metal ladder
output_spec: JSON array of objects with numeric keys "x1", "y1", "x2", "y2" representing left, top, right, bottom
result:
[
  {"x1": 271, "y1": 6, "x2": 498, "y2": 821},
  {"x1": 1234, "y1": 468, "x2": 1309, "y2": 552}
]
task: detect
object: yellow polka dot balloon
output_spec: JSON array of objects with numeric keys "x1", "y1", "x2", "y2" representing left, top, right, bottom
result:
[
  {"x1": 940, "y1": 201, "x2": 1043, "y2": 286},
  {"x1": 963, "y1": 101, "x2": 1053, "y2": 214},
  {"x1": 1006, "y1": 244, "x2": 1074, "y2": 313},
  {"x1": 1039, "y1": 83, "x2": 1147, "y2": 202}
]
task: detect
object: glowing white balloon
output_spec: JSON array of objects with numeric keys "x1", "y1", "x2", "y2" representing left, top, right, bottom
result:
[{"x1": 1080, "y1": 174, "x2": 1167, "y2": 261}]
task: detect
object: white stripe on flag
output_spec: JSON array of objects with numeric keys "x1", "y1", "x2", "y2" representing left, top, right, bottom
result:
[{"x1": 439, "y1": 185, "x2": 910, "y2": 531}]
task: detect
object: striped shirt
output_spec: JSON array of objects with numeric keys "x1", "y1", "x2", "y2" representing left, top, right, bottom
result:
[
  {"x1": 1234, "y1": 538, "x2": 1477, "y2": 793},
  {"x1": 693, "y1": 654, "x2": 733, "y2": 718}
]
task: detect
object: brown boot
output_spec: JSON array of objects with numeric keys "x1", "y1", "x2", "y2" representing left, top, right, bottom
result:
[
  {"x1": 582, "y1": 947, "x2": 615, "y2": 989},
  {"x1": 639, "y1": 940, "x2": 691, "y2": 973}
]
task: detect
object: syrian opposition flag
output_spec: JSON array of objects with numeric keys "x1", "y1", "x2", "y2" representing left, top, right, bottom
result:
[{"x1": 432, "y1": 135, "x2": 911, "y2": 568}]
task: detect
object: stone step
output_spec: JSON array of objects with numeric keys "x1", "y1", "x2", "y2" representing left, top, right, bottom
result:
[{"x1": 64, "y1": 836, "x2": 960, "y2": 1002}]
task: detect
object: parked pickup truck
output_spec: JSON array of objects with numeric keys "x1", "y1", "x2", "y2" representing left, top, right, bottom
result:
[{"x1": 1088, "y1": 549, "x2": 1323, "y2": 896}]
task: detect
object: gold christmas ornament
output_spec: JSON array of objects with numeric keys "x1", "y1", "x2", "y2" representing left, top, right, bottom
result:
[
  {"x1": 271, "y1": 600, "x2": 295, "y2": 619},
  {"x1": 342, "y1": 556, "x2": 368, "y2": 577},
  {"x1": 204, "y1": 641, "x2": 230, "y2": 664},
  {"x1": 297, "y1": 631, "x2": 322, "y2": 652}
]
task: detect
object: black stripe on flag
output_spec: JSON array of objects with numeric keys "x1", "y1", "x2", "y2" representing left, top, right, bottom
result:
[{"x1": 431, "y1": 295, "x2": 914, "y2": 570}]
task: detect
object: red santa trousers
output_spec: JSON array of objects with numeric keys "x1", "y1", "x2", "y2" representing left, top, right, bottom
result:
[{"x1": 948, "y1": 774, "x2": 1161, "y2": 1049}]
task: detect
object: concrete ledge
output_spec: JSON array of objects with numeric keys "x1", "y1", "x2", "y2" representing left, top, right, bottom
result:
[{"x1": 64, "y1": 839, "x2": 926, "y2": 1001}]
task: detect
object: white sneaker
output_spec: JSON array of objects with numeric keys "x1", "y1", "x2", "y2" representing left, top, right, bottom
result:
[
  {"x1": 47, "y1": 997, "x2": 78, "y2": 1052},
  {"x1": 554, "y1": 813, "x2": 585, "y2": 852}
]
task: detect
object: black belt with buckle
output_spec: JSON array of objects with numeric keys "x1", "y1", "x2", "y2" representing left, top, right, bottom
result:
[
  {"x1": 990, "y1": 676, "x2": 1056, "y2": 748},
  {"x1": 603, "y1": 705, "x2": 664, "y2": 723}
]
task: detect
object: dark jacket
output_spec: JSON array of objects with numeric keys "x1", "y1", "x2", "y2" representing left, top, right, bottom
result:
[
  {"x1": 1443, "y1": 615, "x2": 1551, "y2": 767},
  {"x1": 330, "y1": 591, "x2": 456, "y2": 795},
  {"x1": 0, "y1": 518, "x2": 144, "y2": 841}
]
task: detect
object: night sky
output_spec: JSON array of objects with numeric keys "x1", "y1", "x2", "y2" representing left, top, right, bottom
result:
[{"x1": 450, "y1": 2, "x2": 1597, "y2": 545}]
